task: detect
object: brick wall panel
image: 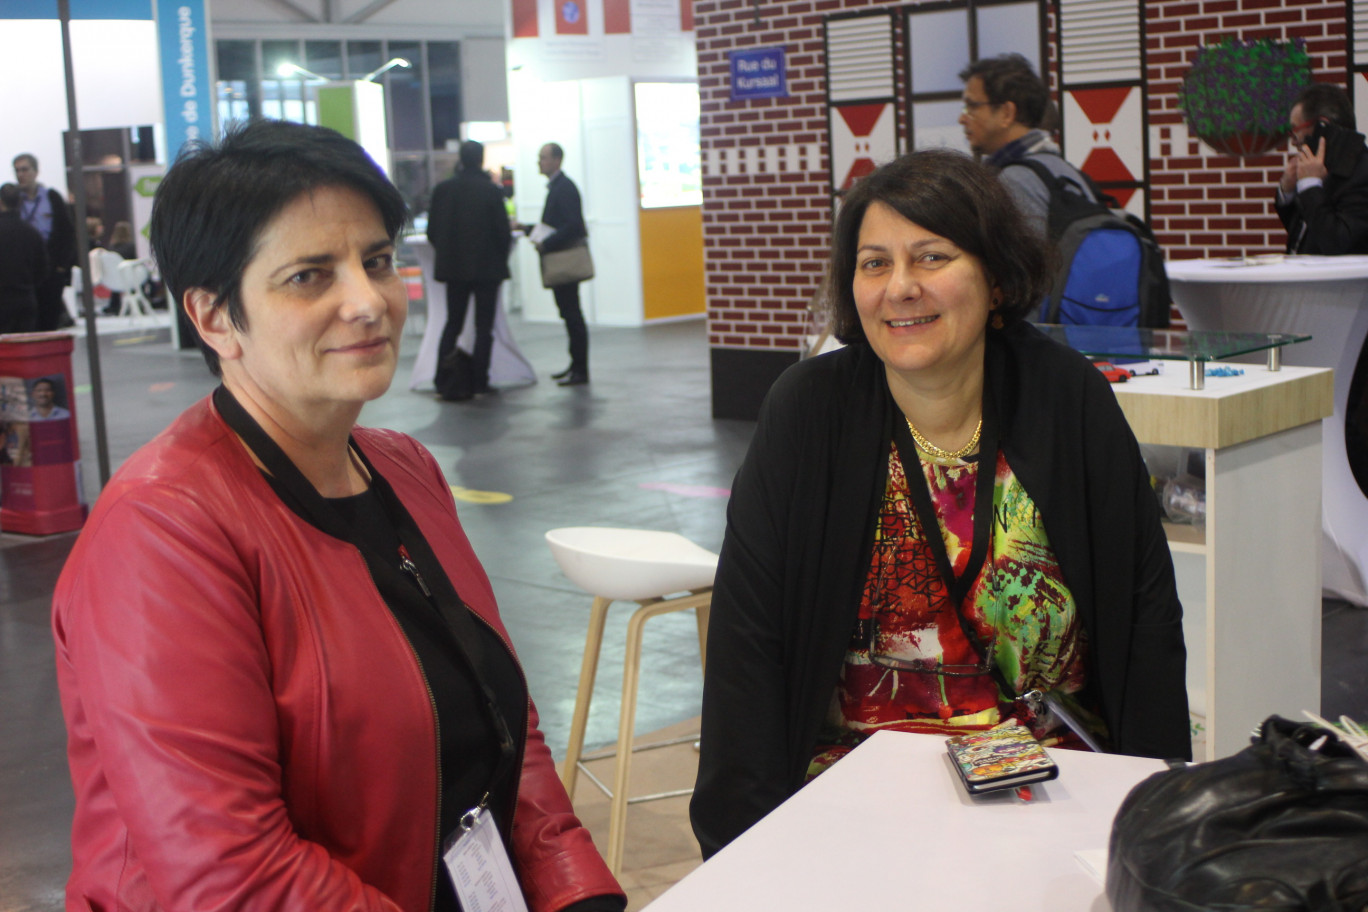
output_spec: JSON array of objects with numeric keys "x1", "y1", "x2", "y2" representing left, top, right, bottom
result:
[{"x1": 704, "y1": 0, "x2": 1351, "y2": 349}]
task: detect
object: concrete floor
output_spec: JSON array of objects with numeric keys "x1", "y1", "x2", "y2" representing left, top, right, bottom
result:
[{"x1": 2, "y1": 311, "x2": 1365, "y2": 911}]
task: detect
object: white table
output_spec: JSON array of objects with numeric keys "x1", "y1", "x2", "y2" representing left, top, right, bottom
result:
[
  {"x1": 1168, "y1": 255, "x2": 1368, "y2": 605},
  {"x1": 404, "y1": 235, "x2": 537, "y2": 393},
  {"x1": 647, "y1": 730, "x2": 1166, "y2": 911},
  {"x1": 1109, "y1": 363, "x2": 1332, "y2": 759}
]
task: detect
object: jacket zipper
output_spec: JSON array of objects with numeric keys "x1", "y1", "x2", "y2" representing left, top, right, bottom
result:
[
  {"x1": 398, "y1": 545, "x2": 528, "y2": 860},
  {"x1": 364, "y1": 549, "x2": 443, "y2": 911}
]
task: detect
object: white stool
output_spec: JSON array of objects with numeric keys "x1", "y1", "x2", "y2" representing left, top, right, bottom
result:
[{"x1": 545, "y1": 526, "x2": 717, "y2": 876}]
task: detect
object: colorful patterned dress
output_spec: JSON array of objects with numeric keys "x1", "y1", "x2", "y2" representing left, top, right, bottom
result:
[{"x1": 809, "y1": 441, "x2": 1095, "y2": 778}]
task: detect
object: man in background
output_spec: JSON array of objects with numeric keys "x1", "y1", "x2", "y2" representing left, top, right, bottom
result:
[
  {"x1": 0, "y1": 182, "x2": 48, "y2": 334},
  {"x1": 12, "y1": 154, "x2": 76, "y2": 330},
  {"x1": 1275, "y1": 83, "x2": 1368, "y2": 255},
  {"x1": 534, "y1": 142, "x2": 590, "y2": 386},
  {"x1": 958, "y1": 53, "x2": 1096, "y2": 236},
  {"x1": 427, "y1": 140, "x2": 512, "y2": 399}
]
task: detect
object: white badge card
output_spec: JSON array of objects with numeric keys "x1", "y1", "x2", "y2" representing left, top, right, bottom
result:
[{"x1": 442, "y1": 807, "x2": 529, "y2": 912}]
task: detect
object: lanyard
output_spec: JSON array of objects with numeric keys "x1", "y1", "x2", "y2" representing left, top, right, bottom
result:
[
  {"x1": 889, "y1": 393, "x2": 1007, "y2": 691},
  {"x1": 212, "y1": 385, "x2": 518, "y2": 798}
]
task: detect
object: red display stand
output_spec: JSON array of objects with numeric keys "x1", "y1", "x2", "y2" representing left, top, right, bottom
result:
[{"x1": 0, "y1": 332, "x2": 86, "y2": 534}]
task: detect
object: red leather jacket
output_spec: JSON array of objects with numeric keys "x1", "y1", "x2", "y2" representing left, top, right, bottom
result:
[{"x1": 53, "y1": 398, "x2": 622, "y2": 911}]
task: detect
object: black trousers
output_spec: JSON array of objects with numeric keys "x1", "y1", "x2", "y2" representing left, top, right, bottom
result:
[
  {"x1": 552, "y1": 282, "x2": 588, "y2": 375},
  {"x1": 35, "y1": 271, "x2": 71, "y2": 331},
  {"x1": 438, "y1": 280, "x2": 501, "y2": 391}
]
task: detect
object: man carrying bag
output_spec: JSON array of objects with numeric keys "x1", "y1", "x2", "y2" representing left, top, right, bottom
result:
[{"x1": 530, "y1": 143, "x2": 593, "y2": 386}]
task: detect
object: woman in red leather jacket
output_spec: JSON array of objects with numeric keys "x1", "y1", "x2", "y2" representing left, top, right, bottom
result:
[{"x1": 51, "y1": 120, "x2": 623, "y2": 912}]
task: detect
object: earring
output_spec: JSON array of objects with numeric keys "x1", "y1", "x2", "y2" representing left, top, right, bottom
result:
[{"x1": 991, "y1": 312, "x2": 1005, "y2": 330}]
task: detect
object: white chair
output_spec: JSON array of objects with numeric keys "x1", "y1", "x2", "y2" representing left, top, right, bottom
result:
[
  {"x1": 545, "y1": 526, "x2": 717, "y2": 876},
  {"x1": 95, "y1": 249, "x2": 156, "y2": 319}
]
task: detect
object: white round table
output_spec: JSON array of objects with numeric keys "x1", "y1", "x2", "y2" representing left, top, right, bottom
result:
[{"x1": 1168, "y1": 254, "x2": 1368, "y2": 605}]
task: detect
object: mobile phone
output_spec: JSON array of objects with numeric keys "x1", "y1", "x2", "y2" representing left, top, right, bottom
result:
[{"x1": 946, "y1": 720, "x2": 1060, "y2": 796}]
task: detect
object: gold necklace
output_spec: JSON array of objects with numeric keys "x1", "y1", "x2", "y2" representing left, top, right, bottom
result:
[{"x1": 906, "y1": 416, "x2": 982, "y2": 460}]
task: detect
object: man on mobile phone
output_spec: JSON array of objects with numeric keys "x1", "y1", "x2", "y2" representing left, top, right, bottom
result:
[{"x1": 1275, "y1": 83, "x2": 1368, "y2": 255}]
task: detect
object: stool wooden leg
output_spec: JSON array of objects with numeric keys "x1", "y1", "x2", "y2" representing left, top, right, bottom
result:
[
  {"x1": 606, "y1": 600, "x2": 659, "y2": 876},
  {"x1": 562, "y1": 595, "x2": 611, "y2": 798},
  {"x1": 694, "y1": 597, "x2": 711, "y2": 672}
]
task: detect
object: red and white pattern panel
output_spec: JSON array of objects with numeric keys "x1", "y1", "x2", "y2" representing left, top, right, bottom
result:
[
  {"x1": 1062, "y1": 85, "x2": 1144, "y2": 213},
  {"x1": 831, "y1": 102, "x2": 896, "y2": 192}
]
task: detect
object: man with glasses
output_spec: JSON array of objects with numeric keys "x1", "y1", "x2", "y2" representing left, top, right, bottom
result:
[
  {"x1": 12, "y1": 154, "x2": 76, "y2": 331},
  {"x1": 957, "y1": 53, "x2": 1096, "y2": 237},
  {"x1": 1275, "y1": 83, "x2": 1368, "y2": 255}
]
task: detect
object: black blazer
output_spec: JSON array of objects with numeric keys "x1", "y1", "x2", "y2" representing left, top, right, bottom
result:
[
  {"x1": 427, "y1": 169, "x2": 512, "y2": 284},
  {"x1": 38, "y1": 186, "x2": 77, "y2": 276},
  {"x1": 538, "y1": 172, "x2": 586, "y2": 253},
  {"x1": 1275, "y1": 140, "x2": 1368, "y2": 254},
  {"x1": 0, "y1": 210, "x2": 49, "y2": 305}
]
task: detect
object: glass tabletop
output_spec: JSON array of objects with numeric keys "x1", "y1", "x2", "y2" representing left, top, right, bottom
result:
[{"x1": 1035, "y1": 325, "x2": 1311, "y2": 362}]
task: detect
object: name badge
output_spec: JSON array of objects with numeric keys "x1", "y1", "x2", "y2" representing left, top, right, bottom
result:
[{"x1": 443, "y1": 806, "x2": 530, "y2": 912}]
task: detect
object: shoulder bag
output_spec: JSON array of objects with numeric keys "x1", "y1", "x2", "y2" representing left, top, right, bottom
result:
[
  {"x1": 540, "y1": 237, "x2": 594, "y2": 288},
  {"x1": 1107, "y1": 715, "x2": 1368, "y2": 911}
]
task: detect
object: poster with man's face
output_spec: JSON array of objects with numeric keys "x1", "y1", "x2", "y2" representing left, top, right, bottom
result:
[{"x1": 27, "y1": 376, "x2": 71, "y2": 422}]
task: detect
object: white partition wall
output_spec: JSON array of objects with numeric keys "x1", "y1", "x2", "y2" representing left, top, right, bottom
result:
[
  {"x1": 508, "y1": 75, "x2": 588, "y2": 325},
  {"x1": 0, "y1": 18, "x2": 163, "y2": 198},
  {"x1": 580, "y1": 76, "x2": 643, "y2": 326},
  {"x1": 504, "y1": 0, "x2": 697, "y2": 327}
]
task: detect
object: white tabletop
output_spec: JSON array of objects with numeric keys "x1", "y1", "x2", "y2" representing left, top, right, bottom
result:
[
  {"x1": 1167, "y1": 254, "x2": 1368, "y2": 283},
  {"x1": 647, "y1": 730, "x2": 1167, "y2": 911}
]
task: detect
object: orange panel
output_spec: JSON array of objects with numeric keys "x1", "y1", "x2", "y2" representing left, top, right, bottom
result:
[{"x1": 640, "y1": 206, "x2": 705, "y2": 321}]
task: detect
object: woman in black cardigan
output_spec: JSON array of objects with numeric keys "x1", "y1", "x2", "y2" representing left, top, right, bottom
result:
[{"x1": 691, "y1": 150, "x2": 1190, "y2": 859}]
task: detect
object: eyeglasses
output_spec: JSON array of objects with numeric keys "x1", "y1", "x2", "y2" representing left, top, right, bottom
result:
[{"x1": 961, "y1": 99, "x2": 994, "y2": 115}]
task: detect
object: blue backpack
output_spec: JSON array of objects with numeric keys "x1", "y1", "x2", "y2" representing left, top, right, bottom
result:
[{"x1": 1008, "y1": 157, "x2": 1172, "y2": 328}]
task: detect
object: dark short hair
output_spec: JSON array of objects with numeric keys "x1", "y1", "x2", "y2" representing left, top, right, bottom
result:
[
  {"x1": 150, "y1": 119, "x2": 408, "y2": 375},
  {"x1": 0, "y1": 183, "x2": 18, "y2": 209},
  {"x1": 459, "y1": 140, "x2": 485, "y2": 172},
  {"x1": 12, "y1": 154, "x2": 36, "y2": 171},
  {"x1": 826, "y1": 149, "x2": 1050, "y2": 343},
  {"x1": 543, "y1": 142, "x2": 564, "y2": 163},
  {"x1": 958, "y1": 54, "x2": 1049, "y2": 129},
  {"x1": 1296, "y1": 83, "x2": 1355, "y2": 130}
]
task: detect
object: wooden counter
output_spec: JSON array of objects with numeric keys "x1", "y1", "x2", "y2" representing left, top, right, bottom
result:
[
  {"x1": 1111, "y1": 364, "x2": 1333, "y2": 449},
  {"x1": 1109, "y1": 363, "x2": 1332, "y2": 760}
]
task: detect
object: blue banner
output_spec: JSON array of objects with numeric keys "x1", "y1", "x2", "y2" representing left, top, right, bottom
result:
[
  {"x1": 155, "y1": 0, "x2": 212, "y2": 160},
  {"x1": 729, "y1": 47, "x2": 787, "y2": 101}
]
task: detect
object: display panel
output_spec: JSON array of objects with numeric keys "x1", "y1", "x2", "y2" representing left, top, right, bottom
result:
[{"x1": 634, "y1": 82, "x2": 702, "y2": 209}]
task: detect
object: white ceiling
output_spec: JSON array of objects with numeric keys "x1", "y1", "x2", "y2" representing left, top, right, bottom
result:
[{"x1": 210, "y1": 0, "x2": 505, "y2": 36}]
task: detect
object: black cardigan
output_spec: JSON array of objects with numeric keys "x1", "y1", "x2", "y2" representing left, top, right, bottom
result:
[{"x1": 690, "y1": 323, "x2": 1190, "y2": 858}]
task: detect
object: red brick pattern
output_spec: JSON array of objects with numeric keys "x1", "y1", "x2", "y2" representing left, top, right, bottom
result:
[
  {"x1": 699, "y1": 0, "x2": 905, "y2": 351},
  {"x1": 700, "y1": 1, "x2": 1351, "y2": 353},
  {"x1": 1146, "y1": 1, "x2": 1348, "y2": 259}
]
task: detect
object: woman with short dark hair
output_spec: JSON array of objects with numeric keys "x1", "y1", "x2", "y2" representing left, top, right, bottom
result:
[
  {"x1": 53, "y1": 120, "x2": 623, "y2": 912},
  {"x1": 691, "y1": 149, "x2": 1191, "y2": 858}
]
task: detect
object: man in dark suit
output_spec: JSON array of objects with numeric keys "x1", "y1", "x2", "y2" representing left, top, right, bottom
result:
[
  {"x1": 535, "y1": 142, "x2": 590, "y2": 386},
  {"x1": 13, "y1": 154, "x2": 76, "y2": 331},
  {"x1": 427, "y1": 140, "x2": 512, "y2": 399},
  {"x1": 1274, "y1": 83, "x2": 1368, "y2": 255},
  {"x1": 0, "y1": 182, "x2": 49, "y2": 334}
]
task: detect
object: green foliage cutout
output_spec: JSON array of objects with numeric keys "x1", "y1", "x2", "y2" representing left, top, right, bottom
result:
[{"x1": 1177, "y1": 38, "x2": 1313, "y2": 138}]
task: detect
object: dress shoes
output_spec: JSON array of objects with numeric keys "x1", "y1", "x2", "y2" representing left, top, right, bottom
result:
[
  {"x1": 551, "y1": 365, "x2": 574, "y2": 380},
  {"x1": 557, "y1": 372, "x2": 589, "y2": 387}
]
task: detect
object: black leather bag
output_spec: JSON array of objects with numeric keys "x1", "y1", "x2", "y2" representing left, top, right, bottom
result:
[{"x1": 1107, "y1": 716, "x2": 1368, "y2": 911}]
